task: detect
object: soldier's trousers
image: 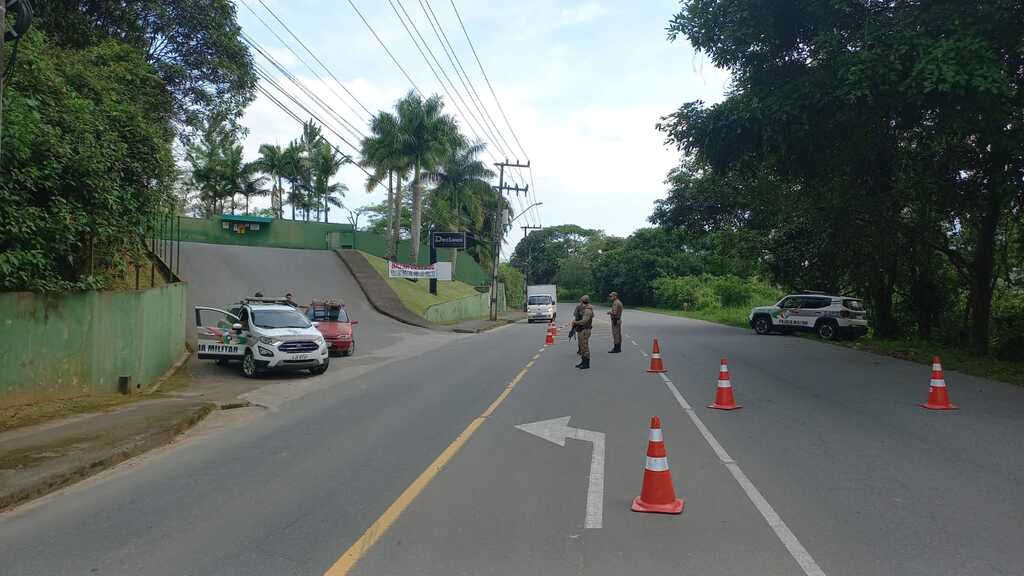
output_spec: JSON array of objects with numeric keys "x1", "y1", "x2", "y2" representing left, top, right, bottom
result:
[
  {"x1": 612, "y1": 320, "x2": 622, "y2": 345},
  {"x1": 578, "y1": 329, "x2": 592, "y2": 359}
]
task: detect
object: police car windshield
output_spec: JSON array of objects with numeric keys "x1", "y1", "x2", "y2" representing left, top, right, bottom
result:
[
  {"x1": 528, "y1": 295, "x2": 552, "y2": 305},
  {"x1": 307, "y1": 306, "x2": 349, "y2": 322},
  {"x1": 251, "y1": 309, "x2": 311, "y2": 329}
]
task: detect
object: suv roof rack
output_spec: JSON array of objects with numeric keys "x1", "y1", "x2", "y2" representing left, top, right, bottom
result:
[
  {"x1": 798, "y1": 290, "x2": 827, "y2": 295},
  {"x1": 243, "y1": 296, "x2": 291, "y2": 304}
]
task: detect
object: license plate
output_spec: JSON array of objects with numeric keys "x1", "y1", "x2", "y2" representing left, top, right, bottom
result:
[{"x1": 291, "y1": 353, "x2": 311, "y2": 360}]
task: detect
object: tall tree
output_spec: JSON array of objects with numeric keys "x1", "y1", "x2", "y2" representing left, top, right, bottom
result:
[
  {"x1": 311, "y1": 142, "x2": 349, "y2": 222},
  {"x1": 395, "y1": 92, "x2": 463, "y2": 262},
  {"x1": 361, "y1": 111, "x2": 408, "y2": 259},
  {"x1": 426, "y1": 140, "x2": 494, "y2": 268},
  {"x1": 256, "y1": 144, "x2": 286, "y2": 218},
  {"x1": 34, "y1": 0, "x2": 257, "y2": 135},
  {"x1": 280, "y1": 142, "x2": 306, "y2": 221}
]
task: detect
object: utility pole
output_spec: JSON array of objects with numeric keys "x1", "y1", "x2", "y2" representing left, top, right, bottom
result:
[
  {"x1": 491, "y1": 159, "x2": 530, "y2": 320},
  {"x1": 520, "y1": 225, "x2": 541, "y2": 308}
]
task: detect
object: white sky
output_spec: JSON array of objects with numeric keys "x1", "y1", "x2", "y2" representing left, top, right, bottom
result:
[{"x1": 234, "y1": 0, "x2": 730, "y2": 246}]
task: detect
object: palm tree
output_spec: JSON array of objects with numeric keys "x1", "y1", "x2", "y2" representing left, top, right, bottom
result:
[
  {"x1": 311, "y1": 142, "x2": 349, "y2": 222},
  {"x1": 360, "y1": 111, "x2": 408, "y2": 259},
  {"x1": 395, "y1": 92, "x2": 463, "y2": 263},
  {"x1": 281, "y1": 141, "x2": 305, "y2": 220},
  {"x1": 427, "y1": 140, "x2": 494, "y2": 268},
  {"x1": 256, "y1": 143, "x2": 286, "y2": 218}
]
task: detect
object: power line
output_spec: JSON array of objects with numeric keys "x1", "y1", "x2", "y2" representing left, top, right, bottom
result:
[
  {"x1": 344, "y1": 0, "x2": 423, "y2": 95},
  {"x1": 238, "y1": 0, "x2": 370, "y2": 133},
  {"x1": 449, "y1": 0, "x2": 530, "y2": 161},
  {"x1": 243, "y1": 31, "x2": 365, "y2": 142},
  {"x1": 416, "y1": 0, "x2": 514, "y2": 160},
  {"x1": 251, "y1": 63, "x2": 371, "y2": 177},
  {"x1": 388, "y1": 0, "x2": 498, "y2": 160},
  {"x1": 420, "y1": 0, "x2": 518, "y2": 161},
  {"x1": 254, "y1": 0, "x2": 375, "y2": 120}
]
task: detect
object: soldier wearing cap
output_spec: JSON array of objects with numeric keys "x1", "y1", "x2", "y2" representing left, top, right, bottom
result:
[
  {"x1": 608, "y1": 291, "x2": 623, "y2": 353},
  {"x1": 572, "y1": 295, "x2": 594, "y2": 369}
]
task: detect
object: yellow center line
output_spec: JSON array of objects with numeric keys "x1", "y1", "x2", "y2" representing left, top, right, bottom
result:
[{"x1": 324, "y1": 357, "x2": 538, "y2": 575}]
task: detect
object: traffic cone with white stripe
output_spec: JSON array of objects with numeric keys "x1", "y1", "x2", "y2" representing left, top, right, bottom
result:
[
  {"x1": 708, "y1": 357, "x2": 742, "y2": 410},
  {"x1": 544, "y1": 324, "x2": 555, "y2": 346},
  {"x1": 646, "y1": 339, "x2": 667, "y2": 373},
  {"x1": 631, "y1": 416, "x2": 684, "y2": 514},
  {"x1": 921, "y1": 356, "x2": 958, "y2": 410},
  {"x1": 549, "y1": 321, "x2": 558, "y2": 336}
]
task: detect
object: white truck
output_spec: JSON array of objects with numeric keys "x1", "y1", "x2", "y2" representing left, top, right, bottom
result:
[{"x1": 526, "y1": 284, "x2": 557, "y2": 323}]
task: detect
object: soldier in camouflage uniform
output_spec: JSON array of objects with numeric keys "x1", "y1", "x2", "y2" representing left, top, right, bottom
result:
[
  {"x1": 607, "y1": 291, "x2": 623, "y2": 353},
  {"x1": 572, "y1": 295, "x2": 594, "y2": 369}
]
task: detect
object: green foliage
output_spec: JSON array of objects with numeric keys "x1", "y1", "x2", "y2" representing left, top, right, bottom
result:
[
  {"x1": 498, "y1": 264, "x2": 524, "y2": 310},
  {"x1": 34, "y1": 0, "x2": 257, "y2": 134},
  {"x1": 660, "y1": 0, "x2": 1024, "y2": 355},
  {"x1": 0, "y1": 31, "x2": 175, "y2": 291},
  {"x1": 510, "y1": 224, "x2": 604, "y2": 286},
  {"x1": 553, "y1": 257, "x2": 594, "y2": 295},
  {"x1": 652, "y1": 275, "x2": 780, "y2": 311}
]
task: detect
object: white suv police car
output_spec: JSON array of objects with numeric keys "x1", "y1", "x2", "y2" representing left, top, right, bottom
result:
[
  {"x1": 195, "y1": 297, "x2": 329, "y2": 377},
  {"x1": 748, "y1": 293, "x2": 868, "y2": 340}
]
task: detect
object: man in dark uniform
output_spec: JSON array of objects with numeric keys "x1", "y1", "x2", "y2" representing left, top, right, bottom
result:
[
  {"x1": 572, "y1": 295, "x2": 594, "y2": 369},
  {"x1": 607, "y1": 291, "x2": 623, "y2": 353}
]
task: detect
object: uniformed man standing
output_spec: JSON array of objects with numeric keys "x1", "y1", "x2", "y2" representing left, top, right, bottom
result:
[
  {"x1": 572, "y1": 300, "x2": 584, "y2": 357},
  {"x1": 572, "y1": 295, "x2": 594, "y2": 369},
  {"x1": 607, "y1": 291, "x2": 623, "y2": 353}
]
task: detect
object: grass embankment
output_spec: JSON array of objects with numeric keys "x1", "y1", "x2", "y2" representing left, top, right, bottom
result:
[
  {"x1": 361, "y1": 251, "x2": 483, "y2": 317},
  {"x1": 638, "y1": 305, "x2": 1024, "y2": 387}
]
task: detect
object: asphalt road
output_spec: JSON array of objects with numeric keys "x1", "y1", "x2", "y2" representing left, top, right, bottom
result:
[{"x1": 2, "y1": 291, "x2": 1023, "y2": 575}]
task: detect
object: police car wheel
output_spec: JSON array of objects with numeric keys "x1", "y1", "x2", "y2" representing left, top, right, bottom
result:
[
  {"x1": 310, "y1": 358, "x2": 330, "y2": 375},
  {"x1": 817, "y1": 321, "x2": 838, "y2": 341},
  {"x1": 242, "y1": 350, "x2": 258, "y2": 378},
  {"x1": 753, "y1": 316, "x2": 772, "y2": 335}
]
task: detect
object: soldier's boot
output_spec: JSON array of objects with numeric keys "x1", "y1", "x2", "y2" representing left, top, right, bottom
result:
[
  {"x1": 575, "y1": 359, "x2": 586, "y2": 368},
  {"x1": 608, "y1": 344, "x2": 621, "y2": 353},
  {"x1": 579, "y1": 358, "x2": 590, "y2": 369}
]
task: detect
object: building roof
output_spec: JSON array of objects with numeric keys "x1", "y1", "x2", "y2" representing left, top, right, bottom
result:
[{"x1": 221, "y1": 214, "x2": 273, "y2": 224}]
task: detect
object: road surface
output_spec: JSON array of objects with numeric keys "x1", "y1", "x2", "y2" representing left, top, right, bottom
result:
[{"x1": 2, "y1": 295, "x2": 1023, "y2": 575}]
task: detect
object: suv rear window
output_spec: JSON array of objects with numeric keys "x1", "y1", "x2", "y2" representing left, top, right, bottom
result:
[
  {"x1": 307, "y1": 306, "x2": 349, "y2": 322},
  {"x1": 843, "y1": 299, "x2": 864, "y2": 311},
  {"x1": 528, "y1": 295, "x2": 552, "y2": 305}
]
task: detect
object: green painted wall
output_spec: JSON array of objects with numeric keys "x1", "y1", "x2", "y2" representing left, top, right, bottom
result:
[
  {"x1": 0, "y1": 284, "x2": 187, "y2": 407},
  {"x1": 423, "y1": 283, "x2": 507, "y2": 324},
  {"x1": 175, "y1": 216, "x2": 355, "y2": 250},
  {"x1": 172, "y1": 217, "x2": 489, "y2": 286}
]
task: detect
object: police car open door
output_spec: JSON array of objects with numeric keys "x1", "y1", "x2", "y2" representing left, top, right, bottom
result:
[{"x1": 194, "y1": 306, "x2": 247, "y2": 361}]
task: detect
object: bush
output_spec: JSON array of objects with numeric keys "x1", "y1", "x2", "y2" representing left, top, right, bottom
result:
[
  {"x1": 991, "y1": 289, "x2": 1024, "y2": 361},
  {"x1": 653, "y1": 274, "x2": 780, "y2": 311}
]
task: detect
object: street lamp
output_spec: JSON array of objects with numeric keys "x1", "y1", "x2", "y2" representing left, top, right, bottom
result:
[{"x1": 510, "y1": 202, "x2": 543, "y2": 225}]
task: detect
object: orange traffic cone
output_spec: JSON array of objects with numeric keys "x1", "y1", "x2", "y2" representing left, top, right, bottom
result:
[
  {"x1": 646, "y1": 339, "x2": 667, "y2": 373},
  {"x1": 631, "y1": 416, "x2": 684, "y2": 514},
  {"x1": 921, "y1": 356, "x2": 958, "y2": 410},
  {"x1": 544, "y1": 324, "x2": 555, "y2": 346},
  {"x1": 708, "y1": 357, "x2": 741, "y2": 410}
]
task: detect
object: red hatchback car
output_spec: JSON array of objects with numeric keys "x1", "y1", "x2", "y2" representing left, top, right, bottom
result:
[{"x1": 305, "y1": 300, "x2": 357, "y2": 356}]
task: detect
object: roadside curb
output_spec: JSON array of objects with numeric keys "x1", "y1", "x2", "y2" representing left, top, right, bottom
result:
[
  {"x1": 0, "y1": 402, "x2": 216, "y2": 512},
  {"x1": 334, "y1": 249, "x2": 440, "y2": 330}
]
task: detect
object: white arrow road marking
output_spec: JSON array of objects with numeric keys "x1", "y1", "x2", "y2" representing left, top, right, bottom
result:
[{"x1": 515, "y1": 416, "x2": 605, "y2": 529}]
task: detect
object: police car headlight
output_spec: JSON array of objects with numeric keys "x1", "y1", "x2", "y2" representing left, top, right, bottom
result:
[
  {"x1": 258, "y1": 336, "x2": 280, "y2": 346},
  {"x1": 258, "y1": 346, "x2": 274, "y2": 357}
]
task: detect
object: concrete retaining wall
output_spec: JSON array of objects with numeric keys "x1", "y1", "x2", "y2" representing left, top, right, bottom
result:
[
  {"x1": 423, "y1": 284, "x2": 507, "y2": 324},
  {"x1": 173, "y1": 217, "x2": 490, "y2": 286},
  {"x1": 0, "y1": 284, "x2": 187, "y2": 407}
]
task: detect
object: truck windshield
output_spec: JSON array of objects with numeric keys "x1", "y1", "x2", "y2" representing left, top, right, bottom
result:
[
  {"x1": 251, "y1": 309, "x2": 311, "y2": 329},
  {"x1": 528, "y1": 295, "x2": 553, "y2": 305}
]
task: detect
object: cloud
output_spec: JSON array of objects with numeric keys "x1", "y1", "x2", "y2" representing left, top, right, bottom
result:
[{"x1": 559, "y1": 2, "x2": 607, "y2": 26}]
